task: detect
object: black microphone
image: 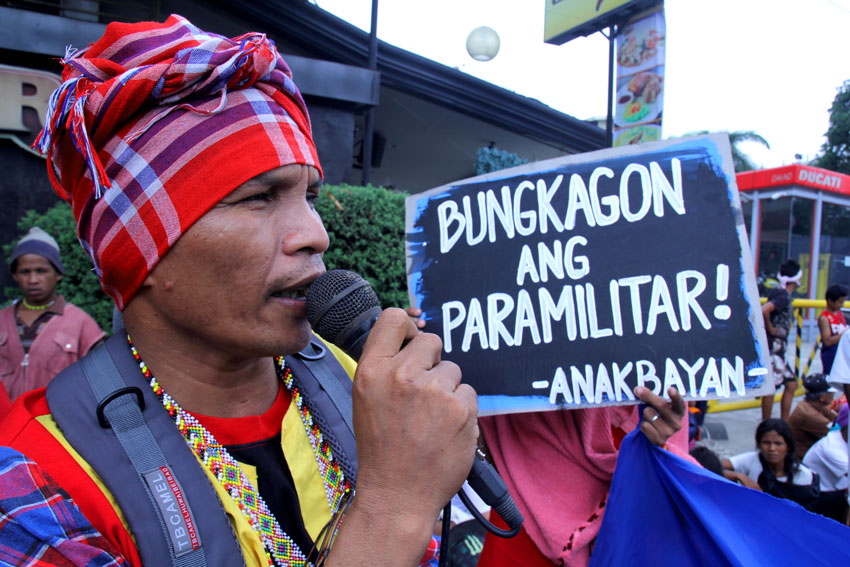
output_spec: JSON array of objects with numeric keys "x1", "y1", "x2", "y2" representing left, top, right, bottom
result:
[
  {"x1": 306, "y1": 270, "x2": 523, "y2": 535},
  {"x1": 306, "y1": 270, "x2": 383, "y2": 361}
]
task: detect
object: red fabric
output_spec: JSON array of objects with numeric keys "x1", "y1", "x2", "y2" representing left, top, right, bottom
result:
[
  {"x1": 479, "y1": 407, "x2": 694, "y2": 566},
  {"x1": 0, "y1": 383, "x2": 11, "y2": 420},
  {"x1": 611, "y1": 424, "x2": 626, "y2": 448},
  {"x1": 477, "y1": 511, "x2": 555, "y2": 567},
  {"x1": 0, "y1": 447, "x2": 129, "y2": 566},
  {"x1": 0, "y1": 389, "x2": 143, "y2": 566},
  {"x1": 190, "y1": 382, "x2": 290, "y2": 446},
  {"x1": 34, "y1": 15, "x2": 321, "y2": 309},
  {"x1": 479, "y1": 408, "x2": 636, "y2": 566},
  {"x1": 820, "y1": 309, "x2": 847, "y2": 329}
]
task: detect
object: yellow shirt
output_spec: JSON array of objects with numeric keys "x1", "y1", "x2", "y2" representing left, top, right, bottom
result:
[{"x1": 36, "y1": 339, "x2": 356, "y2": 565}]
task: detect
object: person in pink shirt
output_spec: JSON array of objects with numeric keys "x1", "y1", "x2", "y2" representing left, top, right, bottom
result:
[{"x1": 0, "y1": 227, "x2": 104, "y2": 400}]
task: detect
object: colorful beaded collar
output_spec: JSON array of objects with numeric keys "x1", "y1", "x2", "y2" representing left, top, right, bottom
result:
[
  {"x1": 127, "y1": 335, "x2": 351, "y2": 567},
  {"x1": 21, "y1": 298, "x2": 55, "y2": 310}
]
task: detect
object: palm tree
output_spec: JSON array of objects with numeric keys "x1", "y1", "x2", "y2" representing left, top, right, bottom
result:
[
  {"x1": 728, "y1": 131, "x2": 770, "y2": 172},
  {"x1": 685, "y1": 130, "x2": 770, "y2": 172}
]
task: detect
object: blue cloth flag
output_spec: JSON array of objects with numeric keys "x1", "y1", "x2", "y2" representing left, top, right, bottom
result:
[{"x1": 590, "y1": 431, "x2": 850, "y2": 566}]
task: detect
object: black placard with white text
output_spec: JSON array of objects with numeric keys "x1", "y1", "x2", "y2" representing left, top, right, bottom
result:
[{"x1": 406, "y1": 135, "x2": 769, "y2": 415}]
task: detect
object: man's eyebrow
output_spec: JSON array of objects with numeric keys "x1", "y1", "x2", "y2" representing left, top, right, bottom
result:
[
  {"x1": 250, "y1": 169, "x2": 320, "y2": 189},
  {"x1": 249, "y1": 170, "x2": 292, "y2": 186}
]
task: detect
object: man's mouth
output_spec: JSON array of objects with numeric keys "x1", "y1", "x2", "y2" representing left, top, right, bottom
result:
[{"x1": 271, "y1": 286, "x2": 308, "y2": 300}]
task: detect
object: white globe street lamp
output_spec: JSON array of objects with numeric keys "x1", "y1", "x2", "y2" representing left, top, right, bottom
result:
[{"x1": 466, "y1": 26, "x2": 500, "y2": 62}]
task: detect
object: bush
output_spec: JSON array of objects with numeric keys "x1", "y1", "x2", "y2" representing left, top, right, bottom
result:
[
  {"x1": 317, "y1": 183, "x2": 409, "y2": 308},
  {"x1": 474, "y1": 145, "x2": 528, "y2": 176},
  {"x1": 2, "y1": 202, "x2": 114, "y2": 333},
  {"x1": 2, "y1": 183, "x2": 411, "y2": 331}
]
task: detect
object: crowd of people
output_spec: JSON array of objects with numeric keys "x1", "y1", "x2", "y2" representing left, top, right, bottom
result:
[
  {"x1": 693, "y1": 270, "x2": 850, "y2": 528},
  {"x1": 717, "y1": 404, "x2": 849, "y2": 524},
  {"x1": 0, "y1": 15, "x2": 847, "y2": 567}
]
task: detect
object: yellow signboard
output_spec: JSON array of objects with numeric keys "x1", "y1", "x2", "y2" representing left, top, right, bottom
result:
[
  {"x1": 544, "y1": 0, "x2": 662, "y2": 45},
  {"x1": 797, "y1": 253, "x2": 832, "y2": 300}
]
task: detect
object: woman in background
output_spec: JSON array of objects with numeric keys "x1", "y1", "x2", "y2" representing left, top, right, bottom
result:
[{"x1": 722, "y1": 418, "x2": 820, "y2": 509}]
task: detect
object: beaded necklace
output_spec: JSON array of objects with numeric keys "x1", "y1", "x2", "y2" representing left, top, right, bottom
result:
[
  {"x1": 276, "y1": 355, "x2": 351, "y2": 513},
  {"x1": 21, "y1": 298, "x2": 55, "y2": 310},
  {"x1": 128, "y1": 336, "x2": 351, "y2": 567}
]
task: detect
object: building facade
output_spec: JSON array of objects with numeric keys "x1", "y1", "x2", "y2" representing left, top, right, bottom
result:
[
  {"x1": 738, "y1": 164, "x2": 850, "y2": 336},
  {"x1": 0, "y1": 0, "x2": 605, "y2": 300}
]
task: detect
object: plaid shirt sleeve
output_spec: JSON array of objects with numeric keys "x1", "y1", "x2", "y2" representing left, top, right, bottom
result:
[
  {"x1": 419, "y1": 535, "x2": 440, "y2": 567},
  {"x1": 0, "y1": 447, "x2": 128, "y2": 567}
]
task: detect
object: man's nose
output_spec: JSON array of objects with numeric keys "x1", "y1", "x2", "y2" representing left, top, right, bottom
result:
[{"x1": 281, "y1": 207, "x2": 329, "y2": 256}]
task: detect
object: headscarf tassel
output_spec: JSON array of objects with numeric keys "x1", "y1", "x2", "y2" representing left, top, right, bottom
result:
[{"x1": 32, "y1": 75, "x2": 111, "y2": 198}]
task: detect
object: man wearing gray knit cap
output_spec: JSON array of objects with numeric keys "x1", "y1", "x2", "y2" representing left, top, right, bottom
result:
[{"x1": 0, "y1": 226, "x2": 104, "y2": 400}]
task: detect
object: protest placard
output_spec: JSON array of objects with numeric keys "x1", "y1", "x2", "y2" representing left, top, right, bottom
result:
[{"x1": 405, "y1": 134, "x2": 770, "y2": 415}]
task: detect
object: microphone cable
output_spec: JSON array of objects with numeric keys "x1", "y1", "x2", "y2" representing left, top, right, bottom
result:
[
  {"x1": 458, "y1": 488, "x2": 521, "y2": 538},
  {"x1": 439, "y1": 500, "x2": 451, "y2": 567},
  {"x1": 462, "y1": 451, "x2": 523, "y2": 538},
  {"x1": 438, "y1": 453, "x2": 522, "y2": 567},
  {"x1": 306, "y1": 270, "x2": 523, "y2": 566}
]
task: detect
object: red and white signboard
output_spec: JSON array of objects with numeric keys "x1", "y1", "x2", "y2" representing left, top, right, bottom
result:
[{"x1": 736, "y1": 164, "x2": 850, "y2": 196}]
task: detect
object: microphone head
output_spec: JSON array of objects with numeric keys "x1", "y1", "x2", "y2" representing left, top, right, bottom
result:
[{"x1": 306, "y1": 270, "x2": 381, "y2": 344}]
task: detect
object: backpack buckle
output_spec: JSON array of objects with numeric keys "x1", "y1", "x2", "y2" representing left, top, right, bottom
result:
[
  {"x1": 96, "y1": 386, "x2": 146, "y2": 428},
  {"x1": 296, "y1": 339, "x2": 327, "y2": 361}
]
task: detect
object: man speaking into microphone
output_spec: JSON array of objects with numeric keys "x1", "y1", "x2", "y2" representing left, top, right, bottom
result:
[{"x1": 0, "y1": 15, "x2": 476, "y2": 566}]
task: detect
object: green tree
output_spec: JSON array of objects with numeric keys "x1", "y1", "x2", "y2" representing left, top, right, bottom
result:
[
  {"x1": 687, "y1": 130, "x2": 770, "y2": 172},
  {"x1": 814, "y1": 80, "x2": 850, "y2": 174}
]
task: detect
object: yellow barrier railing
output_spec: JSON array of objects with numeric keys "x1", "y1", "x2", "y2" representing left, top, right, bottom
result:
[{"x1": 707, "y1": 298, "x2": 842, "y2": 414}]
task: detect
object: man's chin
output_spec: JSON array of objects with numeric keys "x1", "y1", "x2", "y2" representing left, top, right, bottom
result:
[
  {"x1": 260, "y1": 325, "x2": 314, "y2": 357},
  {"x1": 291, "y1": 332, "x2": 314, "y2": 354}
]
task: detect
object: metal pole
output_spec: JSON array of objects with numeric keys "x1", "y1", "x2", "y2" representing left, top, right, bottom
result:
[
  {"x1": 808, "y1": 193, "x2": 824, "y2": 338},
  {"x1": 750, "y1": 192, "x2": 761, "y2": 267},
  {"x1": 362, "y1": 0, "x2": 379, "y2": 186},
  {"x1": 606, "y1": 25, "x2": 615, "y2": 147}
]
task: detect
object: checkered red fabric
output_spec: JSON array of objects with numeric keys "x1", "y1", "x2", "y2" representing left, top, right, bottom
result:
[
  {"x1": 33, "y1": 14, "x2": 321, "y2": 309},
  {"x1": 0, "y1": 446, "x2": 128, "y2": 566}
]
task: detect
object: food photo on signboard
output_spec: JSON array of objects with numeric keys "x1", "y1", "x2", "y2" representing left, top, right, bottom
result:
[
  {"x1": 614, "y1": 67, "x2": 664, "y2": 127},
  {"x1": 613, "y1": 7, "x2": 667, "y2": 147}
]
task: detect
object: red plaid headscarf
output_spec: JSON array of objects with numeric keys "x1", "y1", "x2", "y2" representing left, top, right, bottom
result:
[{"x1": 33, "y1": 14, "x2": 322, "y2": 309}]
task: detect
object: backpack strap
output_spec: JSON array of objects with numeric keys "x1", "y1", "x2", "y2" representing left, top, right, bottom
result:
[
  {"x1": 287, "y1": 337, "x2": 358, "y2": 485},
  {"x1": 46, "y1": 333, "x2": 359, "y2": 565},
  {"x1": 47, "y1": 333, "x2": 245, "y2": 567}
]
